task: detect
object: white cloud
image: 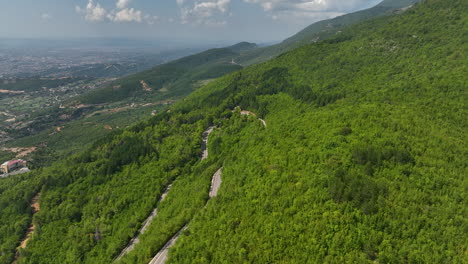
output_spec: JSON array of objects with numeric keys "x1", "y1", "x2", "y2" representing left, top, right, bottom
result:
[
  {"x1": 116, "y1": 0, "x2": 131, "y2": 9},
  {"x1": 41, "y1": 13, "x2": 52, "y2": 20},
  {"x1": 175, "y1": 0, "x2": 378, "y2": 25},
  {"x1": 244, "y1": 0, "x2": 378, "y2": 14},
  {"x1": 243, "y1": 0, "x2": 379, "y2": 23},
  {"x1": 83, "y1": 0, "x2": 107, "y2": 22},
  {"x1": 75, "y1": 0, "x2": 378, "y2": 26},
  {"x1": 177, "y1": 0, "x2": 231, "y2": 25},
  {"x1": 76, "y1": 0, "x2": 157, "y2": 24},
  {"x1": 109, "y1": 8, "x2": 142, "y2": 22}
]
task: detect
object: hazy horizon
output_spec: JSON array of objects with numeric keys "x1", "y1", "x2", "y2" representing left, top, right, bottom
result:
[{"x1": 0, "y1": 0, "x2": 382, "y2": 43}]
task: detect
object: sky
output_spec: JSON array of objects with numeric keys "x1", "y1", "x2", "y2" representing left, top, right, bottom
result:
[{"x1": 0, "y1": 0, "x2": 383, "y2": 44}]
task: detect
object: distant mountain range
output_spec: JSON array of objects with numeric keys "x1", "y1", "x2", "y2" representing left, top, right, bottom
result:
[{"x1": 75, "y1": 0, "x2": 421, "y2": 107}]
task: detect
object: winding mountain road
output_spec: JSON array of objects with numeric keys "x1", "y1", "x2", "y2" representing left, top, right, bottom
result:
[
  {"x1": 240, "y1": 109, "x2": 267, "y2": 127},
  {"x1": 148, "y1": 126, "x2": 222, "y2": 264},
  {"x1": 115, "y1": 185, "x2": 172, "y2": 261},
  {"x1": 149, "y1": 166, "x2": 223, "y2": 264},
  {"x1": 148, "y1": 225, "x2": 188, "y2": 264},
  {"x1": 201, "y1": 126, "x2": 215, "y2": 160},
  {"x1": 209, "y1": 168, "x2": 223, "y2": 198}
]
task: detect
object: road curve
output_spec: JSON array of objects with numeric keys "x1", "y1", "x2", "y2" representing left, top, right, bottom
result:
[
  {"x1": 239, "y1": 109, "x2": 267, "y2": 127},
  {"x1": 148, "y1": 225, "x2": 188, "y2": 264},
  {"x1": 148, "y1": 127, "x2": 222, "y2": 264},
  {"x1": 115, "y1": 185, "x2": 172, "y2": 261},
  {"x1": 201, "y1": 126, "x2": 215, "y2": 160},
  {"x1": 148, "y1": 167, "x2": 224, "y2": 264}
]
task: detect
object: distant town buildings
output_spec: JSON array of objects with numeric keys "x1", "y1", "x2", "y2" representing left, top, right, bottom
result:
[{"x1": 0, "y1": 159, "x2": 27, "y2": 174}]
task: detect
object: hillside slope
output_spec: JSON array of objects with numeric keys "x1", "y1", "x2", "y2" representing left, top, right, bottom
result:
[
  {"x1": 0, "y1": 0, "x2": 466, "y2": 263},
  {"x1": 0, "y1": 43, "x2": 254, "y2": 167},
  {"x1": 0, "y1": 0, "x2": 421, "y2": 167},
  {"x1": 77, "y1": 42, "x2": 256, "y2": 105},
  {"x1": 74, "y1": 0, "x2": 421, "y2": 105},
  {"x1": 237, "y1": 0, "x2": 422, "y2": 66}
]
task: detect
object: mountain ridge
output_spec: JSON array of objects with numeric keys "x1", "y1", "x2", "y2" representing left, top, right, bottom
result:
[
  {"x1": 0, "y1": 0, "x2": 466, "y2": 263},
  {"x1": 236, "y1": 0, "x2": 422, "y2": 65},
  {"x1": 76, "y1": 0, "x2": 422, "y2": 106}
]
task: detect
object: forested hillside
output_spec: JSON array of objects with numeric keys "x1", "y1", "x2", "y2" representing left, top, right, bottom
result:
[
  {"x1": 0, "y1": 42, "x2": 254, "y2": 168},
  {"x1": 0, "y1": 0, "x2": 466, "y2": 263},
  {"x1": 77, "y1": 42, "x2": 256, "y2": 105},
  {"x1": 0, "y1": 0, "x2": 420, "y2": 169},
  {"x1": 236, "y1": 0, "x2": 422, "y2": 66},
  {"x1": 73, "y1": 0, "x2": 420, "y2": 105}
]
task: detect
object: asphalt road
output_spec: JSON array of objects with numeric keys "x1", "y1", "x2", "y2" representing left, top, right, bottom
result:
[
  {"x1": 209, "y1": 168, "x2": 223, "y2": 198},
  {"x1": 201, "y1": 126, "x2": 215, "y2": 160},
  {"x1": 148, "y1": 226, "x2": 188, "y2": 264},
  {"x1": 240, "y1": 109, "x2": 266, "y2": 127},
  {"x1": 115, "y1": 185, "x2": 172, "y2": 261},
  {"x1": 148, "y1": 127, "x2": 222, "y2": 264}
]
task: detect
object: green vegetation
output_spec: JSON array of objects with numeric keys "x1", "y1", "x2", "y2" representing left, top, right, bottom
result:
[
  {"x1": 8, "y1": 103, "x2": 164, "y2": 168},
  {"x1": 0, "y1": 0, "x2": 416, "y2": 163},
  {"x1": 0, "y1": 151, "x2": 16, "y2": 163},
  {"x1": 77, "y1": 42, "x2": 257, "y2": 105},
  {"x1": 0, "y1": 0, "x2": 466, "y2": 263},
  {"x1": 236, "y1": 0, "x2": 422, "y2": 66},
  {"x1": 0, "y1": 0, "x2": 419, "y2": 166},
  {"x1": 0, "y1": 76, "x2": 170, "y2": 167}
]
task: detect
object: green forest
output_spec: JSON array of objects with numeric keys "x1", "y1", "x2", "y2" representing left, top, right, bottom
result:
[
  {"x1": 0, "y1": 0, "x2": 466, "y2": 263},
  {"x1": 235, "y1": 0, "x2": 422, "y2": 66},
  {"x1": 77, "y1": 43, "x2": 253, "y2": 105}
]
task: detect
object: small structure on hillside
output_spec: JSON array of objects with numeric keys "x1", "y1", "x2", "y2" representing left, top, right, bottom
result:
[{"x1": 0, "y1": 159, "x2": 27, "y2": 174}]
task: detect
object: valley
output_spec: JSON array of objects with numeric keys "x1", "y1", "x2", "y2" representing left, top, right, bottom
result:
[
  {"x1": 0, "y1": 0, "x2": 420, "y2": 168},
  {"x1": 0, "y1": 76, "x2": 166, "y2": 167},
  {"x1": 0, "y1": 41, "x2": 256, "y2": 168}
]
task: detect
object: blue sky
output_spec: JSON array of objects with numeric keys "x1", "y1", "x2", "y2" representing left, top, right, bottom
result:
[{"x1": 0, "y1": 0, "x2": 382, "y2": 43}]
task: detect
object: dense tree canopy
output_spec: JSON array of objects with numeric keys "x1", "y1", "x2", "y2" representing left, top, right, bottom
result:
[{"x1": 0, "y1": 0, "x2": 466, "y2": 263}]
